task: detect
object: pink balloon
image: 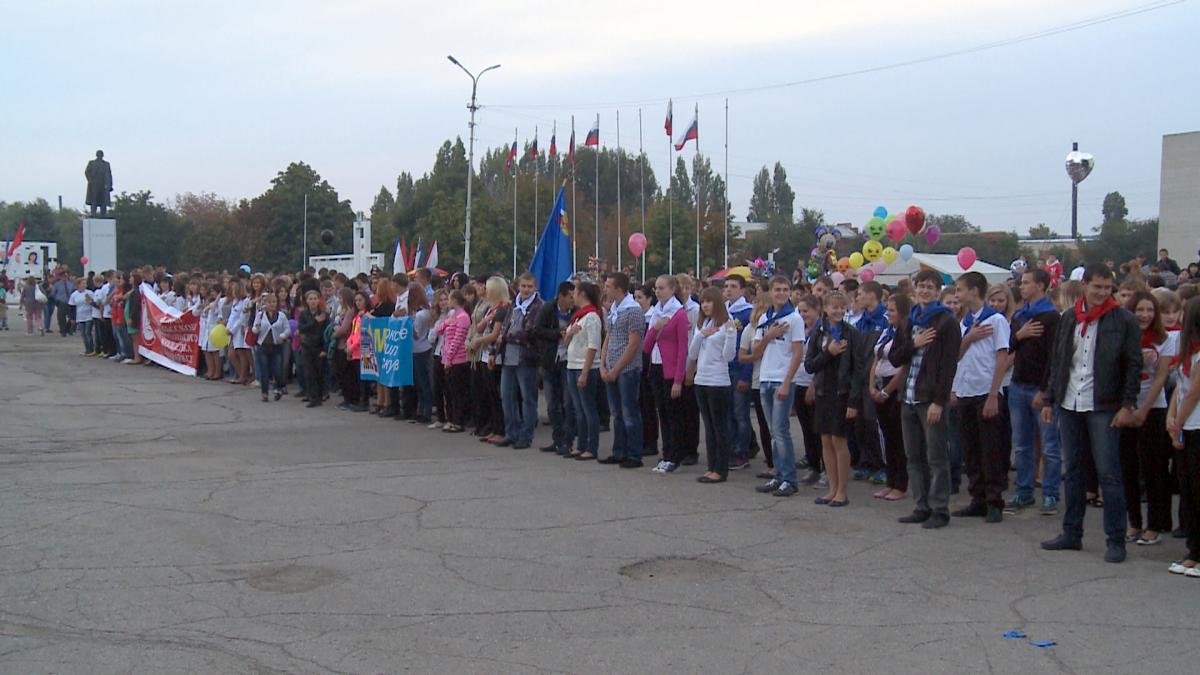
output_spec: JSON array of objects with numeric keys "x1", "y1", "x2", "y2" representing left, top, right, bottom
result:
[
  {"x1": 830, "y1": 272, "x2": 845, "y2": 286},
  {"x1": 924, "y1": 225, "x2": 941, "y2": 245},
  {"x1": 859, "y1": 268, "x2": 875, "y2": 283},
  {"x1": 79, "y1": 256, "x2": 89, "y2": 265},
  {"x1": 957, "y1": 246, "x2": 977, "y2": 270},
  {"x1": 872, "y1": 260, "x2": 887, "y2": 273},
  {"x1": 886, "y1": 219, "x2": 906, "y2": 242},
  {"x1": 627, "y1": 232, "x2": 647, "y2": 258}
]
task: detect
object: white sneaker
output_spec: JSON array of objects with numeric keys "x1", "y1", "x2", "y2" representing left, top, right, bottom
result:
[
  {"x1": 428, "y1": 421, "x2": 443, "y2": 429},
  {"x1": 121, "y1": 358, "x2": 134, "y2": 364},
  {"x1": 651, "y1": 461, "x2": 667, "y2": 474},
  {"x1": 1186, "y1": 566, "x2": 1200, "y2": 578},
  {"x1": 662, "y1": 461, "x2": 678, "y2": 473},
  {"x1": 816, "y1": 473, "x2": 829, "y2": 488},
  {"x1": 1168, "y1": 561, "x2": 1192, "y2": 575}
]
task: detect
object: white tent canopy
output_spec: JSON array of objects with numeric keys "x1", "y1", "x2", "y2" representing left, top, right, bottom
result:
[{"x1": 872, "y1": 253, "x2": 1012, "y2": 286}]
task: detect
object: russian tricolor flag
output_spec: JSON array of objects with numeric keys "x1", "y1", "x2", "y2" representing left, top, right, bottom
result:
[
  {"x1": 549, "y1": 130, "x2": 557, "y2": 158},
  {"x1": 664, "y1": 99, "x2": 673, "y2": 137},
  {"x1": 504, "y1": 140, "x2": 518, "y2": 172},
  {"x1": 674, "y1": 116, "x2": 697, "y2": 151},
  {"x1": 528, "y1": 130, "x2": 538, "y2": 160},
  {"x1": 584, "y1": 117, "x2": 599, "y2": 146},
  {"x1": 568, "y1": 124, "x2": 576, "y2": 166}
]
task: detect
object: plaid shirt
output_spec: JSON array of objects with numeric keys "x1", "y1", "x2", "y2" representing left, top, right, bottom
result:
[
  {"x1": 604, "y1": 306, "x2": 644, "y2": 374},
  {"x1": 904, "y1": 346, "x2": 925, "y2": 405}
]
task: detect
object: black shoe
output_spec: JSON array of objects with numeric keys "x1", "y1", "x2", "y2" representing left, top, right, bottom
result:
[
  {"x1": 952, "y1": 502, "x2": 987, "y2": 518},
  {"x1": 899, "y1": 510, "x2": 931, "y2": 524},
  {"x1": 755, "y1": 479, "x2": 781, "y2": 494},
  {"x1": 619, "y1": 458, "x2": 644, "y2": 469},
  {"x1": 697, "y1": 474, "x2": 727, "y2": 483},
  {"x1": 306, "y1": 400, "x2": 321, "y2": 408},
  {"x1": 1104, "y1": 543, "x2": 1127, "y2": 563},
  {"x1": 494, "y1": 439, "x2": 513, "y2": 448},
  {"x1": 680, "y1": 455, "x2": 699, "y2": 466},
  {"x1": 643, "y1": 447, "x2": 658, "y2": 456},
  {"x1": 1172, "y1": 527, "x2": 1186, "y2": 539},
  {"x1": 1040, "y1": 534, "x2": 1082, "y2": 551},
  {"x1": 985, "y1": 506, "x2": 1003, "y2": 523},
  {"x1": 512, "y1": 442, "x2": 531, "y2": 450},
  {"x1": 921, "y1": 514, "x2": 950, "y2": 529},
  {"x1": 540, "y1": 444, "x2": 560, "y2": 453},
  {"x1": 598, "y1": 456, "x2": 622, "y2": 465}
]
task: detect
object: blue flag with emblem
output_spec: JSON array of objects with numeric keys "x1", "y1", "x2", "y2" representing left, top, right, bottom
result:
[{"x1": 530, "y1": 186, "x2": 573, "y2": 297}]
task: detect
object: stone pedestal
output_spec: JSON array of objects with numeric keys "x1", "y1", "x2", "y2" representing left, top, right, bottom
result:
[{"x1": 81, "y1": 217, "x2": 117, "y2": 274}]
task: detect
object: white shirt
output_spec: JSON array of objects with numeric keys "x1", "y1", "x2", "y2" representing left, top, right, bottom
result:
[
  {"x1": 1063, "y1": 318, "x2": 1099, "y2": 412},
  {"x1": 94, "y1": 283, "x2": 111, "y2": 318},
  {"x1": 740, "y1": 324, "x2": 762, "y2": 389},
  {"x1": 1178, "y1": 353, "x2": 1200, "y2": 430},
  {"x1": 1138, "y1": 331, "x2": 1177, "y2": 409},
  {"x1": 647, "y1": 297, "x2": 682, "y2": 365},
  {"x1": 754, "y1": 308, "x2": 806, "y2": 383},
  {"x1": 1069, "y1": 266, "x2": 1085, "y2": 281},
  {"x1": 791, "y1": 324, "x2": 814, "y2": 387},
  {"x1": 873, "y1": 331, "x2": 901, "y2": 379},
  {"x1": 253, "y1": 309, "x2": 292, "y2": 345},
  {"x1": 566, "y1": 311, "x2": 602, "y2": 370},
  {"x1": 953, "y1": 310, "x2": 1010, "y2": 398},
  {"x1": 687, "y1": 320, "x2": 738, "y2": 386},
  {"x1": 68, "y1": 289, "x2": 93, "y2": 322}
]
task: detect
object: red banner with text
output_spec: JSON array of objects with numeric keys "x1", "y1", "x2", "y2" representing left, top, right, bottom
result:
[{"x1": 138, "y1": 285, "x2": 200, "y2": 376}]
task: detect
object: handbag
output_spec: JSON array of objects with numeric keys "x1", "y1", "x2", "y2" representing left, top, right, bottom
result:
[{"x1": 34, "y1": 287, "x2": 47, "y2": 304}]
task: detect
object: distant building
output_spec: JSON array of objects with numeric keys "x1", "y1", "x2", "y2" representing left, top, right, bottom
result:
[{"x1": 1159, "y1": 131, "x2": 1200, "y2": 264}]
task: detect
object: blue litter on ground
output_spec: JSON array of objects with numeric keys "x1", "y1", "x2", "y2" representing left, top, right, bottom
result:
[
  {"x1": 1003, "y1": 631, "x2": 1026, "y2": 639},
  {"x1": 1030, "y1": 641, "x2": 1057, "y2": 648}
]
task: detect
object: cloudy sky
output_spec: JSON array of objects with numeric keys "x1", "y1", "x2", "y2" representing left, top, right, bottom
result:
[{"x1": 1, "y1": 0, "x2": 1193, "y2": 235}]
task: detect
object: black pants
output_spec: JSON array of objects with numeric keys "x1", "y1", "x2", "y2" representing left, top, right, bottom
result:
[
  {"x1": 854, "y1": 393, "x2": 885, "y2": 472},
  {"x1": 958, "y1": 394, "x2": 1008, "y2": 509},
  {"x1": 433, "y1": 360, "x2": 448, "y2": 423},
  {"x1": 97, "y1": 317, "x2": 115, "y2": 355},
  {"x1": 680, "y1": 383, "x2": 700, "y2": 460},
  {"x1": 1120, "y1": 408, "x2": 1173, "y2": 532},
  {"x1": 1180, "y1": 430, "x2": 1200, "y2": 561},
  {"x1": 793, "y1": 385, "x2": 821, "y2": 471},
  {"x1": 876, "y1": 380, "x2": 908, "y2": 491},
  {"x1": 696, "y1": 385, "x2": 733, "y2": 476},
  {"x1": 446, "y1": 363, "x2": 470, "y2": 426},
  {"x1": 753, "y1": 388, "x2": 773, "y2": 468},
  {"x1": 476, "y1": 365, "x2": 504, "y2": 436},
  {"x1": 57, "y1": 300, "x2": 71, "y2": 335},
  {"x1": 651, "y1": 364, "x2": 689, "y2": 464},
  {"x1": 301, "y1": 344, "x2": 324, "y2": 402},
  {"x1": 640, "y1": 354, "x2": 658, "y2": 454}
]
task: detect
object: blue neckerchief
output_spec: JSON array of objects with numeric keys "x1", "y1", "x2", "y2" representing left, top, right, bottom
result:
[
  {"x1": 556, "y1": 307, "x2": 572, "y2": 324},
  {"x1": 765, "y1": 301, "x2": 794, "y2": 324},
  {"x1": 962, "y1": 305, "x2": 998, "y2": 332},
  {"x1": 855, "y1": 304, "x2": 887, "y2": 334},
  {"x1": 876, "y1": 324, "x2": 897, "y2": 357},
  {"x1": 1012, "y1": 297, "x2": 1056, "y2": 325},
  {"x1": 824, "y1": 319, "x2": 843, "y2": 342},
  {"x1": 909, "y1": 301, "x2": 952, "y2": 329}
]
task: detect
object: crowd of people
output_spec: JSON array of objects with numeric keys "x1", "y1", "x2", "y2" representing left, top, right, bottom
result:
[{"x1": 5, "y1": 249, "x2": 1200, "y2": 577}]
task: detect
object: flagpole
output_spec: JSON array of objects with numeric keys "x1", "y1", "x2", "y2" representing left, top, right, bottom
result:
[
  {"x1": 594, "y1": 114, "x2": 599, "y2": 266},
  {"x1": 694, "y1": 103, "x2": 700, "y2": 277},
  {"x1": 668, "y1": 115, "x2": 674, "y2": 275},
  {"x1": 512, "y1": 127, "x2": 518, "y2": 279},
  {"x1": 571, "y1": 115, "x2": 577, "y2": 272},
  {"x1": 551, "y1": 120, "x2": 557, "y2": 205},
  {"x1": 533, "y1": 125, "x2": 539, "y2": 261},
  {"x1": 638, "y1": 108, "x2": 645, "y2": 283},
  {"x1": 724, "y1": 97, "x2": 729, "y2": 269},
  {"x1": 616, "y1": 109, "x2": 622, "y2": 272}
]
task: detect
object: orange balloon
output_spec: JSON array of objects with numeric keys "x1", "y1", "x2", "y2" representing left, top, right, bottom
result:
[{"x1": 837, "y1": 257, "x2": 850, "y2": 273}]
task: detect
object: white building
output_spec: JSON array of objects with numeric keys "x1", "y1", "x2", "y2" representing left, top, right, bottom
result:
[{"x1": 1158, "y1": 131, "x2": 1200, "y2": 264}]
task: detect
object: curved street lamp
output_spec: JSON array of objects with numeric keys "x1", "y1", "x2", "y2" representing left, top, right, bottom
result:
[{"x1": 448, "y1": 55, "x2": 500, "y2": 275}]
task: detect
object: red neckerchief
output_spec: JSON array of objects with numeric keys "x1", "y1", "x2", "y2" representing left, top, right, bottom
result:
[
  {"x1": 570, "y1": 304, "x2": 599, "y2": 324},
  {"x1": 1074, "y1": 296, "x2": 1117, "y2": 337},
  {"x1": 1141, "y1": 328, "x2": 1161, "y2": 350}
]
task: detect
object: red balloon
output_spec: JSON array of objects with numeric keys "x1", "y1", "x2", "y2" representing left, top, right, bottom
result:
[
  {"x1": 79, "y1": 256, "x2": 89, "y2": 265},
  {"x1": 904, "y1": 205, "x2": 925, "y2": 236},
  {"x1": 628, "y1": 232, "x2": 647, "y2": 258}
]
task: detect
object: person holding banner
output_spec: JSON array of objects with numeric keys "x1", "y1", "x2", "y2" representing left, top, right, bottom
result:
[
  {"x1": 370, "y1": 280, "x2": 397, "y2": 416},
  {"x1": 297, "y1": 290, "x2": 329, "y2": 408}
]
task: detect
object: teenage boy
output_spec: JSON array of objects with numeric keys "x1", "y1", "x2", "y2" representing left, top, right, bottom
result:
[
  {"x1": 852, "y1": 281, "x2": 889, "y2": 482},
  {"x1": 1007, "y1": 268, "x2": 1061, "y2": 514},
  {"x1": 497, "y1": 273, "x2": 543, "y2": 449},
  {"x1": 890, "y1": 270, "x2": 961, "y2": 529},
  {"x1": 600, "y1": 272, "x2": 645, "y2": 468},
  {"x1": 1041, "y1": 263, "x2": 1141, "y2": 563},
  {"x1": 724, "y1": 274, "x2": 755, "y2": 470},
  {"x1": 751, "y1": 276, "x2": 808, "y2": 497},
  {"x1": 535, "y1": 281, "x2": 576, "y2": 455},
  {"x1": 951, "y1": 271, "x2": 1012, "y2": 523}
]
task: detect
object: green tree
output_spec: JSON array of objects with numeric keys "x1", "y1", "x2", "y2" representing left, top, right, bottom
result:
[
  {"x1": 110, "y1": 191, "x2": 184, "y2": 270},
  {"x1": 176, "y1": 192, "x2": 241, "y2": 271},
  {"x1": 1028, "y1": 223, "x2": 1059, "y2": 239},
  {"x1": 771, "y1": 162, "x2": 794, "y2": 227},
  {"x1": 747, "y1": 168, "x2": 773, "y2": 223},
  {"x1": 236, "y1": 162, "x2": 354, "y2": 273},
  {"x1": 926, "y1": 213, "x2": 979, "y2": 233},
  {"x1": 1102, "y1": 191, "x2": 1128, "y2": 224}
]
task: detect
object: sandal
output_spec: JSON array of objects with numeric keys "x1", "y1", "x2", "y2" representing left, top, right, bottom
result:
[
  {"x1": 1087, "y1": 496, "x2": 1104, "y2": 508},
  {"x1": 1136, "y1": 531, "x2": 1162, "y2": 546},
  {"x1": 1125, "y1": 528, "x2": 1142, "y2": 543},
  {"x1": 873, "y1": 488, "x2": 891, "y2": 499},
  {"x1": 883, "y1": 491, "x2": 907, "y2": 501}
]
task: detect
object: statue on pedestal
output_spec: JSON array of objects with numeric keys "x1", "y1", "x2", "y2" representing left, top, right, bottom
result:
[{"x1": 85, "y1": 150, "x2": 113, "y2": 217}]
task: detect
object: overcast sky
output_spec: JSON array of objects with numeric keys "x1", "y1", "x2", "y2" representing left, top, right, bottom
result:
[{"x1": 1, "y1": 0, "x2": 1193, "y2": 236}]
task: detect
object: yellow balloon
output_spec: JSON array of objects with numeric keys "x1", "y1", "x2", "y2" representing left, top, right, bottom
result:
[
  {"x1": 209, "y1": 324, "x2": 230, "y2": 349},
  {"x1": 862, "y1": 240, "x2": 883, "y2": 262},
  {"x1": 881, "y1": 246, "x2": 898, "y2": 265},
  {"x1": 848, "y1": 252, "x2": 865, "y2": 269}
]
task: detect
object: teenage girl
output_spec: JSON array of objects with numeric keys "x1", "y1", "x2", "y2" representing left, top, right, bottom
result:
[
  {"x1": 434, "y1": 290, "x2": 473, "y2": 433},
  {"x1": 1166, "y1": 297, "x2": 1200, "y2": 578},
  {"x1": 687, "y1": 286, "x2": 739, "y2": 483},
  {"x1": 805, "y1": 291, "x2": 864, "y2": 508}
]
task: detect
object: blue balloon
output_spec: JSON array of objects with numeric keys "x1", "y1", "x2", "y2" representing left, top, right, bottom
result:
[
  {"x1": 239, "y1": 264, "x2": 252, "y2": 274},
  {"x1": 899, "y1": 244, "x2": 914, "y2": 262},
  {"x1": 814, "y1": 226, "x2": 827, "y2": 237},
  {"x1": 873, "y1": 206, "x2": 888, "y2": 220}
]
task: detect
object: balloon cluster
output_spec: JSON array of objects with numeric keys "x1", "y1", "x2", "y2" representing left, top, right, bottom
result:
[
  {"x1": 748, "y1": 256, "x2": 773, "y2": 278},
  {"x1": 851, "y1": 206, "x2": 906, "y2": 283},
  {"x1": 803, "y1": 224, "x2": 844, "y2": 283}
]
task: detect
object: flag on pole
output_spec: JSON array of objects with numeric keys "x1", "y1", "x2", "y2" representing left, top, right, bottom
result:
[
  {"x1": 664, "y1": 99, "x2": 673, "y2": 137},
  {"x1": 5, "y1": 222, "x2": 26, "y2": 259},
  {"x1": 414, "y1": 242, "x2": 425, "y2": 269},
  {"x1": 568, "y1": 124, "x2": 576, "y2": 166},
  {"x1": 529, "y1": 187, "x2": 573, "y2": 297},
  {"x1": 549, "y1": 129, "x2": 557, "y2": 158},
  {"x1": 584, "y1": 117, "x2": 599, "y2": 146},
  {"x1": 395, "y1": 240, "x2": 408, "y2": 274},
  {"x1": 426, "y1": 241, "x2": 439, "y2": 270},
  {"x1": 529, "y1": 130, "x2": 539, "y2": 160},
  {"x1": 504, "y1": 139, "x2": 518, "y2": 172},
  {"x1": 674, "y1": 114, "x2": 698, "y2": 151}
]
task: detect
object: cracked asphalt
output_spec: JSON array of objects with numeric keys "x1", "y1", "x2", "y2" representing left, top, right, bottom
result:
[{"x1": 1, "y1": 331, "x2": 1196, "y2": 674}]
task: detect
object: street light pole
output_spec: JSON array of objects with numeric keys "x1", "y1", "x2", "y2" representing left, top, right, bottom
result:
[{"x1": 448, "y1": 56, "x2": 500, "y2": 276}]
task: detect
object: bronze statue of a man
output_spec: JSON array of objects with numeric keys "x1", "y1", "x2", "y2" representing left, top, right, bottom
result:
[{"x1": 85, "y1": 150, "x2": 113, "y2": 217}]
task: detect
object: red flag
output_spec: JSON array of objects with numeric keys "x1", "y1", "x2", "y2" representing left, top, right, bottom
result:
[
  {"x1": 674, "y1": 116, "x2": 697, "y2": 151},
  {"x1": 503, "y1": 140, "x2": 518, "y2": 172},
  {"x1": 5, "y1": 222, "x2": 25, "y2": 259},
  {"x1": 528, "y1": 134, "x2": 538, "y2": 160},
  {"x1": 549, "y1": 131, "x2": 557, "y2": 158},
  {"x1": 664, "y1": 99, "x2": 673, "y2": 137}
]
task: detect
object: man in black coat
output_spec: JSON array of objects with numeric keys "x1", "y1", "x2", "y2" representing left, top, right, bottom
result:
[
  {"x1": 534, "y1": 281, "x2": 576, "y2": 455},
  {"x1": 1041, "y1": 263, "x2": 1141, "y2": 563}
]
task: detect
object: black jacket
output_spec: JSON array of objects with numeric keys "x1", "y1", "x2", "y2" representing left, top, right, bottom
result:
[
  {"x1": 1046, "y1": 306, "x2": 1140, "y2": 412},
  {"x1": 1010, "y1": 308, "x2": 1058, "y2": 390},
  {"x1": 805, "y1": 320, "x2": 865, "y2": 408},
  {"x1": 497, "y1": 295, "x2": 544, "y2": 367},
  {"x1": 532, "y1": 299, "x2": 568, "y2": 370},
  {"x1": 889, "y1": 311, "x2": 960, "y2": 407}
]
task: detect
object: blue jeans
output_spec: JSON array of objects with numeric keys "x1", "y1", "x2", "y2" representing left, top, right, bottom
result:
[
  {"x1": 79, "y1": 320, "x2": 94, "y2": 352},
  {"x1": 500, "y1": 364, "x2": 538, "y2": 444},
  {"x1": 1058, "y1": 408, "x2": 1127, "y2": 547},
  {"x1": 568, "y1": 368, "x2": 599, "y2": 454},
  {"x1": 114, "y1": 326, "x2": 132, "y2": 359},
  {"x1": 729, "y1": 365, "x2": 752, "y2": 459},
  {"x1": 606, "y1": 368, "x2": 643, "y2": 461},
  {"x1": 255, "y1": 345, "x2": 284, "y2": 394},
  {"x1": 545, "y1": 361, "x2": 576, "y2": 452},
  {"x1": 1009, "y1": 382, "x2": 1062, "y2": 499},
  {"x1": 760, "y1": 381, "x2": 797, "y2": 485},
  {"x1": 412, "y1": 350, "x2": 433, "y2": 419}
]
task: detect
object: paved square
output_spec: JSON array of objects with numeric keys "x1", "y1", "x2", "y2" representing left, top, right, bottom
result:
[{"x1": 0, "y1": 332, "x2": 1194, "y2": 674}]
